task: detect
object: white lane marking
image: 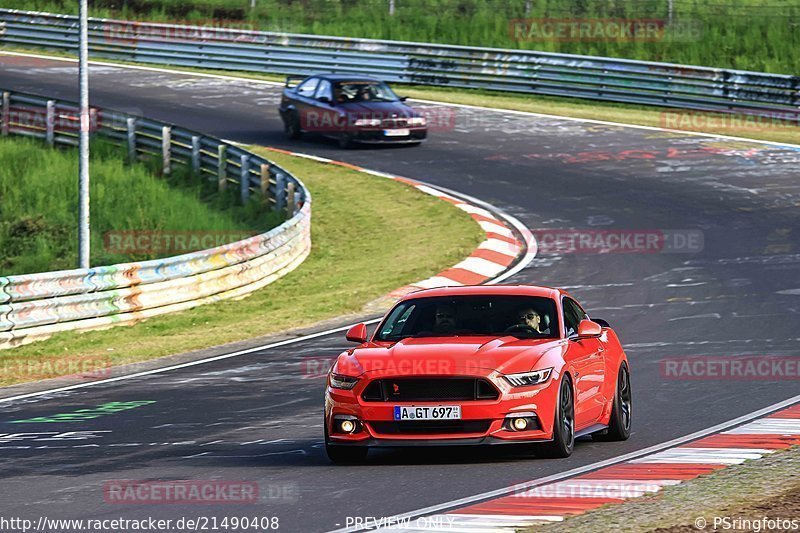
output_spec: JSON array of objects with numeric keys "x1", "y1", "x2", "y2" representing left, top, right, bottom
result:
[
  {"x1": 455, "y1": 204, "x2": 496, "y2": 219},
  {"x1": 451, "y1": 257, "x2": 509, "y2": 277},
  {"x1": 629, "y1": 447, "x2": 773, "y2": 465},
  {"x1": 723, "y1": 418, "x2": 800, "y2": 435},
  {"x1": 2, "y1": 50, "x2": 799, "y2": 151},
  {"x1": 328, "y1": 394, "x2": 800, "y2": 533}
]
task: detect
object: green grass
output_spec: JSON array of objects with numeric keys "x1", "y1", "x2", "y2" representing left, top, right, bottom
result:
[
  {"x1": 1, "y1": 0, "x2": 798, "y2": 74},
  {"x1": 0, "y1": 137, "x2": 282, "y2": 275},
  {"x1": 0, "y1": 147, "x2": 485, "y2": 387}
]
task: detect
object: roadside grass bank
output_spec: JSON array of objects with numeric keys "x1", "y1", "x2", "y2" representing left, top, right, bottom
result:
[
  {"x1": 0, "y1": 136, "x2": 279, "y2": 276},
  {"x1": 4, "y1": 49, "x2": 796, "y2": 146},
  {"x1": 0, "y1": 146, "x2": 484, "y2": 387},
  {"x1": 528, "y1": 445, "x2": 800, "y2": 533},
  {"x1": 2, "y1": 0, "x2": 797, "y2": 73}
]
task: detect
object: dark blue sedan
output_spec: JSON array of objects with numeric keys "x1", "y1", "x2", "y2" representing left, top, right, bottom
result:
[{"x1": 279, "y1": 74, "x2": 428, "y2": 148}]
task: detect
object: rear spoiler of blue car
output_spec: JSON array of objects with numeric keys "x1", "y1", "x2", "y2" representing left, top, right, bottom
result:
[{"x1": 285, "y1": 75, "x2": 307, "y2": 88}]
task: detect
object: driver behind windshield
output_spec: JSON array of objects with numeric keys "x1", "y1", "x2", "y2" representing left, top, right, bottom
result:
[
  {"x1": 506, "y1": 307, "x2": 549, "y2": 335},
  {"x1": 432, "y1": 304, "x2": 458, "y2": 333}
]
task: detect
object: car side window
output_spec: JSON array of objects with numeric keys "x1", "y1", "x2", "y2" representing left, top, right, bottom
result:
[
  {"x1": 296, "y1": 78, "x2": 319, "y2": 98},
  {"x1": 562, "y1": 298, "x2": 585, "y2": 338},
  {"x1": 315, "y1": 79, "x2": 332, "y2": 101}
]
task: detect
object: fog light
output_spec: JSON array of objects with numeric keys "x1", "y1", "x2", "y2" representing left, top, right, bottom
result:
[
  {"x1": 512, "y1": 417, "x2": 529, "y2": 431},
  {"x1": 340, "y1": 420, "x2": 356, "y2": 433}
]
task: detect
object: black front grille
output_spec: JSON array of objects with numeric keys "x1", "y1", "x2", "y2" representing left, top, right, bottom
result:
[
  {"x1": 361, "y1": 378, "x2": 499, "y2": 402},
  {"x1": 382, "y1": 118, "x2": 409, "y2": 128},
  {"x1": 370, "y1": 420, "x2": 492, "y2": 435}
]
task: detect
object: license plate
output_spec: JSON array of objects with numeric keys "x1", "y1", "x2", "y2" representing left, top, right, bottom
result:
[
  {"x1": 384, "y1": 128, "x2": 410, "y2": 137},
  {"x1": 393, "y1": 405, "x2": 461, "y2": 421}
]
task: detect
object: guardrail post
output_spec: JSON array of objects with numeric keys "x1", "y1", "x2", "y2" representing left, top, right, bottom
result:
[
  {"x1": 161, "y1": 125, "x2": 171, "y2": 175},
  {"x1": 191, "y1": 135, "x2": 201, "y2": 174},
  {"x1": 1, "y1": 91, "x2": 9, "y2": 136},
  {"x1": 260, "y1": 163, "x2": 272, "y2": 206},
  {"x1": 45, "y1": 100, "x2": 55, "y2": 146},
  {"x1": 89, "y1": 107, "x2": 98, "y2": 133},
  {"x1": 126, "y1": 117, "x2": 136, "y2": 163},
  {"x1": 217, "y1": 144, "x2": 227, "y2": 192},
  {"x1": 274, "y1": 171, "x2": 286, "y2": 213},
  {"x1": 240, "y1": 155, "x2": 250, "y2": 204},
  {"x1": 286, "y1": 181, "x2": 296, "y2": 216}
]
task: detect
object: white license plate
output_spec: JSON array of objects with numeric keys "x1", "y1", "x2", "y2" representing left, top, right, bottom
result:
[
  {"x1": 393, "y1": 405, "x2": 461, "y2": 421},
  {"x1": 384, "y1": 128, "x2": 410, "y2": 137}
]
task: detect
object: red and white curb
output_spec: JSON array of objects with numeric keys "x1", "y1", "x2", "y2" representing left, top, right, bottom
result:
[
  {"x1": 365, "y1": 402, "x2": 800, "y2": 532},
  {"x1": 262, "y1": 147, "x2": 533, "y2": 294}
]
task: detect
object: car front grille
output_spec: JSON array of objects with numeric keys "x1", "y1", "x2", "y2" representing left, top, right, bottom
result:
[
  {"x1": 369, "y1": 420, "x2": 492, "y2": 435},
  {"x1": 361, "y1": 378, "x2": 499, "y2": 402},
  {"x1": 382, "y1": 118, "x2": 409, "y2": 128}
]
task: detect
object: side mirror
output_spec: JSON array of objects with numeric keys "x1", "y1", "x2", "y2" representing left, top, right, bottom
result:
[
  {"x1": 399, "y1": 96, "x2": 408, "y2": 102},
  {"x1": 318, "y1": 96, "x2": 333, "y2": 104},
  {"x1": 345, "y1": 323, "x2": 368, "y2": 343},
  {"x1": 577, "y1": 319, "x2": 603, "y2": 338}
]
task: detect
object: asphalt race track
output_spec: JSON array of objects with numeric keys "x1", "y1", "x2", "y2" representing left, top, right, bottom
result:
[{"x1": 1, "y1": 54, "x2": 799, "y2": 532}]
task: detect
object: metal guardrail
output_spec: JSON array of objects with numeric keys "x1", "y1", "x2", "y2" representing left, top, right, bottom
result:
[
  {"x1": 0, "y1": 87, "x2": 312, "y2": 349},
  {"x1": 0, "y1": 9, "x2": 797, "y2": 122}
]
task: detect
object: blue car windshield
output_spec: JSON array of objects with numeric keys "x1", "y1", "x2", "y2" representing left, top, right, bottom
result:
[
  {"x1": 375, "y1": 296, "x2": 560, "y2": 341},
  {"x1": 334, "y1": 81, "x2": 399, "y2": 103}
]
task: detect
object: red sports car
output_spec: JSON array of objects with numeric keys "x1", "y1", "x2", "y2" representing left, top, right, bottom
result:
[{"x1": 324, "y1": 285, "x2": 631, "y2": 462}]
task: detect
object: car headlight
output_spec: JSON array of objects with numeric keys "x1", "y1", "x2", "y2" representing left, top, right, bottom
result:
[
  {"x1": 504, "y1": 368, "x2": 552, "y2": 387},
  {"x1": 353, "y1": 118, "x2": 382, "y2": 127},
  {"x1": 408, "y1": 117, "x2": 427, "y2": 126},
  {"x1": 329, "y1": 373, "x2": 359, "y2": 390}
]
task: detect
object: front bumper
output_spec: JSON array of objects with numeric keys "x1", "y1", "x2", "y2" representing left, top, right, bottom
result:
[
  {"x1": 325, "y1": 374, "x2": 559, "y2": 447},
  {"x1": 345, "y1": 127, "x2": 427, "y2": 144}
]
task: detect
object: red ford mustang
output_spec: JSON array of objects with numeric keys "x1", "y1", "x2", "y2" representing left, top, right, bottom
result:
[{"x1": 324, "y1": 285, "x2": 631, "y2": 462}]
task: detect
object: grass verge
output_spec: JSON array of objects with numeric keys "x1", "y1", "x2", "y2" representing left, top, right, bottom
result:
[
  {"x1": 0, "y1": 136, "x2": 281, "y2": 275},
  {"x1": 529, "y1": 445, "x2": 800, "y2": 533},
  {"x1": 3, "y1": 49, "x2": 797, "y2": 146},
  {"x1": 0, "y1": 146, "x2": 485, "y2": 387},
  {"x1": 1, "y1": 0, "x2": 798, "y2": 73}
]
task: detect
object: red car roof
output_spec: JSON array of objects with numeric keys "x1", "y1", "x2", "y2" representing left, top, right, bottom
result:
[{"x1": 400, "y1": 284, "x2": 566, "y2": 302}]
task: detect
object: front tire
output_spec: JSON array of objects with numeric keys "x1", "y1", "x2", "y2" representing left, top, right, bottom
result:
[
  {"x1": 536, "y1": 376, "x2": 574, "y2": 458},
  {"x1": 593, "y1": 363, "x2": 632, "y2": 441},
  {"x1": 283, "y1": 111, "x2": 302, "y2": 140},
  {"x1": 324, "y1": 421, "x2": 367, "y2": 463}
]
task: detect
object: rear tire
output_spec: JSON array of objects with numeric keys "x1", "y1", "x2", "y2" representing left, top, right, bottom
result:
[
  {"x1": 283, "y1": 112, "x2": 302, "y2": 140},
  {"x1": 536, "y1": 377, "x2": 574, "y2": 458},
  {"x1": 593, "y1": 363, "x2": 632, "y2": 442}
]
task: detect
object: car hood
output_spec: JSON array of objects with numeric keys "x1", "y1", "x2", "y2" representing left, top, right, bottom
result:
[
  {"x1": 339, "y1": 101, "x2": 419, "y2": 117},
  {"x1": 335, "y1": 336, "x2": 564, "y2": 377}
]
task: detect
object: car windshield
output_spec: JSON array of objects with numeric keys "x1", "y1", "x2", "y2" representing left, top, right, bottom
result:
[
  {"x1": 334, "y1": 81, "x2": 399, "y2": 103},
  {"x1": 375, "y1": 295, "x2": 560, "y2": 341}
]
